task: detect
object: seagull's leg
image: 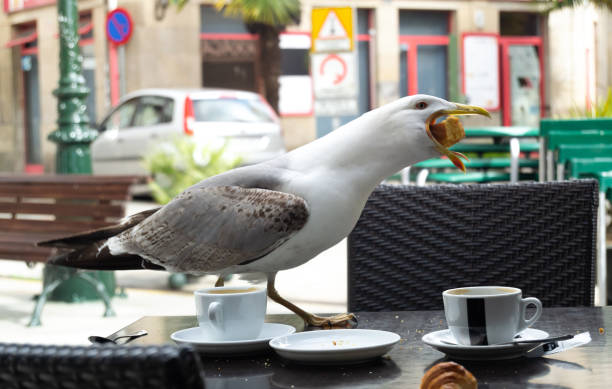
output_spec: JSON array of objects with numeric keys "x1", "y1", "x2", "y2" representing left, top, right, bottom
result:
[
  {"x1": 214, "y1": 275, "x2": 224, "y2": 287},
  {"x1": 266, "y1": 272, "x2": 357, "y2": 329}
]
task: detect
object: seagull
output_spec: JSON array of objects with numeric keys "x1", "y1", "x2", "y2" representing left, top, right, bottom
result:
[{"x1": 40, "y1": 95, "x2": 489, "y2": 327}]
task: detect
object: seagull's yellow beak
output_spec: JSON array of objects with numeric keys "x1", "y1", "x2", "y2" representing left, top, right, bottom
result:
[{"x1": 426, "y1": 103, "x2": 491, "y2": 172}]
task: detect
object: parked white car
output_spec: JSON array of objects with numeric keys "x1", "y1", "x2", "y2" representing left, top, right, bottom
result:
[{"x1": 91, "y1": 88, "x2": 286, "y2": 176}]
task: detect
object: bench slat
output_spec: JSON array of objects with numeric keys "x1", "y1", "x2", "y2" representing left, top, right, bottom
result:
[
  {"x1": 0, "y1": 202, "x2": 125, "y2": 218},
  {"x1": 0, "y1": 218, "x2": 117, "y2": 233},
  {"x1": 0, "y1": 175, "x2": 139, "y2": 264},
  {"x1": 0, "y1": 185, "x2": 133, "y2": 200},
  {"x1": 0, "y1": 174, "x2": 142, "y2": 184}
]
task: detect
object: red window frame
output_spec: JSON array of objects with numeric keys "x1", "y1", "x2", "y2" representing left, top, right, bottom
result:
[
  {"x1": 499, "y1": 36, "x2": 545, "y2": 126},
  {"x1": 398, "y1": 35, "x2": 450, "y2": 96},
  {"x1": 199, "y1": 33, "x2": 258, "y2": 40}
]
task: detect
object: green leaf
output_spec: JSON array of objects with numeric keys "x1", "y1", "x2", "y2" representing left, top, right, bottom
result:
[{"x1": 143, "y1": 136, "x2": 242, "y2": 204}]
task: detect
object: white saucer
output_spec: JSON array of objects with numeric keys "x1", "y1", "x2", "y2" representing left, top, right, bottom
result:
[
  {"x1": 422, "y1": 328, "x2": 550, "y2": 360},
  {"x1": 171, "y1": 323, "x2": 295, "y2": 355},
  {"x1": 269, "y1": 329, "x2": 400, "y2": 365}
]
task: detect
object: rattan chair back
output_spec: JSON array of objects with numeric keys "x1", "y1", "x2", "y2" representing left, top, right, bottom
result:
[
  {"x1": 0, "y1": 344, "x2": 204, "y2": 389},
  {"x1": 347, "y1": 180, "x2": 598, "y2": 311}
]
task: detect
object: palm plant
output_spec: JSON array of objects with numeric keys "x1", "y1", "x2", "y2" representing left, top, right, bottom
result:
[
  {"x1": 169, "y1": 0, "x2": 300, "y2": 113},
  {"x1": 567, "y1": 87, "x2": 612, "y2": 118},
  {"x1": 540, "y1": 0, "x2": 612, "y2": 12},
  {"x1": 214, "y1": 0, "x2": 301, "y2": 113}
]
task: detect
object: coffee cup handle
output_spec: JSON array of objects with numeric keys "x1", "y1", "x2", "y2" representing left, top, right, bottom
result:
[
  {"x1": 520, "y1": 297, "x2": 542, "y2": 329},
  {"x1": 208, "y1": 302, "x2": 223, "y2": 328}
]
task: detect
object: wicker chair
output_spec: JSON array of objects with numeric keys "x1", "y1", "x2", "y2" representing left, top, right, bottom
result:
[
  {"x1": 0, "y1": 344, "x2": 204, "y2": 389},
  {"x1": 347, "y1": 180, "x2": 598, "y2": 311}
]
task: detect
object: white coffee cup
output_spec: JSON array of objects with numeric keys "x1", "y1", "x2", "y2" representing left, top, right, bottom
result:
[
  {"x1": 442, "y1": 286, "x2": 543, "y2": 346},
  {"x1": 195, "y1": 286, "x2": 267, "y2": 341}
]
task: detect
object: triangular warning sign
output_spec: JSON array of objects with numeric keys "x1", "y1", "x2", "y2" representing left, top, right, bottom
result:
[{"x1": 318, "y1": 11, "x2": 348, "y2": 39}]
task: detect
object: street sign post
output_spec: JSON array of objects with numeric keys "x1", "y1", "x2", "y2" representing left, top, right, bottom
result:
[
  {"x1": 311, "y1": 7, "x2": 358, "y2": 120},
  {"x1": 311, "y1": 7, "x2": 354, "y2": 53},
  {"x1": 106, "y1": 7, "x2": 132, "y2": 101},
  {"x1": 106, "y1": 8, "x2": 133, "y2": 45}
]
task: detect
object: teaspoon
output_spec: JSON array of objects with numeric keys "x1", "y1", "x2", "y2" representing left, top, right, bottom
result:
[{"x1": 89, "y1": 330, "x2": 148, "y2": 345}]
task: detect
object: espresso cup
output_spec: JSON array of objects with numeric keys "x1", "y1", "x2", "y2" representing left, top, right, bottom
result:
[
  {"x1": 442, "y1": 286, "x2": 542, "y2": 346},
  {"x1": 195, "y1": 286, "x2": 267, "y2": 341}
]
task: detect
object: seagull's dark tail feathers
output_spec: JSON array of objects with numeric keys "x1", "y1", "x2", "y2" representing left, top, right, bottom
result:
[
  {"x1": 37, "y1": 207, "x2": 159, "y2": 249},
  {"x1": 39, "y1": 207, "x2": 165, "y2": 271},
  {"x1": 49, "y1": 245, "x2": 165, "y2": 271}
]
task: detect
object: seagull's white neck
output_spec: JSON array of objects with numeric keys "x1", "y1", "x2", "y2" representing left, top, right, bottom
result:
[{"x1": 282, "y1": 107, "x2": 438, "y2": 194}]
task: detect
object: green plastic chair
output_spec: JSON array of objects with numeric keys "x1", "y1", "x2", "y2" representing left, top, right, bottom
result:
[
  {"x1": 539, "y1": 118, "x2": 612, "y2": 181},
  {"x1": 569, "y1": 158, "x2": 612, "y2": 181},
  {"x1": 556, "y1": 144, "x2": 612, "y2": 180}
]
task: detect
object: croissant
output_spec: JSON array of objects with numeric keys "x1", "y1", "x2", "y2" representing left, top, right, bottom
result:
[
  {"x1": 420, "y1": 361, "x2": 478, "y2": 389},
  {"x1": 429, "y1": 116, "x2": 464, "y2": 148}
]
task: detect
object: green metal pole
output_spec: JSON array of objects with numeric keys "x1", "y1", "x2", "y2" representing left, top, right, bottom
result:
[
  {"x1": 36, "y1": 0, "x2": 116, "y2": 308},
  {"x1": 48, "y1": 0, "x2": 98, "y2": 165}
]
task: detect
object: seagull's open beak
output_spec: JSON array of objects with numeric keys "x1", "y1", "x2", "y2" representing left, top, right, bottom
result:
[{"x1": 426, "y1": 103, "x2": 491, "y2": 172}]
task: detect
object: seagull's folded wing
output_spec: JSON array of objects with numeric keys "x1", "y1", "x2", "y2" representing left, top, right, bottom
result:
[{"x1": 115, "y1": 186, "x2": 309, "y2": 273}]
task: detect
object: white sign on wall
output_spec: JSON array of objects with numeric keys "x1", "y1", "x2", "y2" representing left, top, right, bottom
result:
[
  {"x1": 463, "y1": 34, "x2": 500, "y2": 110},
  {"x1": 312, "y1": 52, "x2": 357, "y2": 99},
  {"x1": 279, "y1": 76, "x2": 313, "y2": 116}
]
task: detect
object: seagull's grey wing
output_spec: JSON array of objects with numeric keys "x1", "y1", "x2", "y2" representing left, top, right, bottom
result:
[{"x1": 113, "y1": 185, "x2": 309, "y2": 273}]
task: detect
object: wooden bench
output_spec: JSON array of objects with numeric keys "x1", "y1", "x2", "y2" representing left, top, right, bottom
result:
[{"x1": 0, "y1": 174, "x2": 141, "y2": 326}]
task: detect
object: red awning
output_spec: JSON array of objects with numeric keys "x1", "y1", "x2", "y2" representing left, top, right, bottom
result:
[{"x1": 5, "y1": 30, "x2": 37, "y2": 48}]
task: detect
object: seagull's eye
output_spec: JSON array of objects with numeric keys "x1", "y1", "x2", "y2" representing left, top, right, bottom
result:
[{"x1": 416, "y1": 102, "x2": 428, "y2": 110}]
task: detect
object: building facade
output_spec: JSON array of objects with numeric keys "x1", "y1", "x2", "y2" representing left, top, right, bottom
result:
[{"x1": 1, "y1": 0, "x2": 610, "y2": 173}]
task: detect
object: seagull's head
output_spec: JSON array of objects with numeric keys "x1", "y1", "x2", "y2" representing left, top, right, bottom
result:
[{"x1": 389, "y1": 95, "x2": 490, "y2": 171}]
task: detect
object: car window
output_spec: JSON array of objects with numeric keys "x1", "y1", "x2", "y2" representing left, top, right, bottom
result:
[
  {"x1": 100, "y1": 98, "x2": 138, "y2": 131},
  {"x1": 192, "y1": 98, "x2": 274, "y2": 123},
  {"x1": 133, "y1": 96, "x2": 174, "y2": 127}
]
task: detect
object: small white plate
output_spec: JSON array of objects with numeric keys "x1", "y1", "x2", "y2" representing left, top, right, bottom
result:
[
  {"x1": 269, "y1": 329, "x2": 400, "y2": 365},
  {"x1": 422, "y1": 328, "x2": 550, "y2": 360},
  {"x1": 171, "y1": 323, "x2": 295, "y2": 355}
]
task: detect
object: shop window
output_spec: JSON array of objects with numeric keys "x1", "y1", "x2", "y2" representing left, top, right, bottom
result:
[
  {"x1": 499, "y1": 12, "x2": 544, "y2": 126},
  {"x1": 399, "y1": 11, "x2": 449, "y2": 35},
  {"x1": 201, "y1": 5, "x2": 247, "y2": 34},
  {"x1": 200, "y1": 5, "x2": 258, "y2": 92},
  {"x1": 279, "y1": 32, "x2": 312, "y2": 116},
  {"x1": 500, "y1": 13, "x2": 541, "y2": 36},
  {"x1": 203, "y1": 62, "x2": 256, "y2": 91},
  {"x1": 399, "y1": 10, "x2": 451, "y2": 99}
]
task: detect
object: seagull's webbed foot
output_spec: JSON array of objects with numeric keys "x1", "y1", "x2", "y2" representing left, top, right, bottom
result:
[
  {"x1": 303, "y1": 312, "x2": 358, "y2": 329},
  {"x1": 266, "y1": 273, "x2": 357, "y2": 329},
  {"x1": 214, "y1": 275, "x2": 224, "y2": 287}
]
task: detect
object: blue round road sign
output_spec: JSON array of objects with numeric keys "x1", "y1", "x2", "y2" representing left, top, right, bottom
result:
[{"x1": 106, "y1": 8, "x2": 133, "y2": 45}]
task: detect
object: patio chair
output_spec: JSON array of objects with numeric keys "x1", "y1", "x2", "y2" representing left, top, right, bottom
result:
[
  {"x1": 0, "y1": 343, "x2": 204, "y2": 389},
  {"x1": 347, "y1": 180, "x2": 598, "y2": 311}
]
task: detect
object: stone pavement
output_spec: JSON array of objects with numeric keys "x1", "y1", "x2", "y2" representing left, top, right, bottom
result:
[{"x1": 0, "y1": 200, "x2": 347, "y2": 345}]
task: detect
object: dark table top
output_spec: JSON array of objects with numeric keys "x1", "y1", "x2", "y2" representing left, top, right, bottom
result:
[{"x1": 110, "y1": 306, "x2": 612, "y2": 388}]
